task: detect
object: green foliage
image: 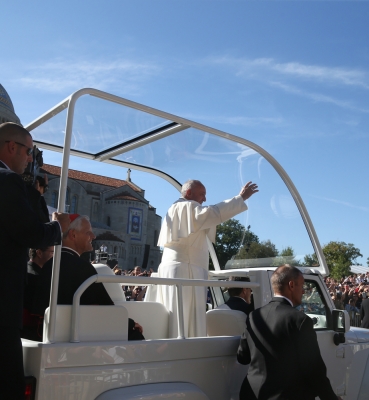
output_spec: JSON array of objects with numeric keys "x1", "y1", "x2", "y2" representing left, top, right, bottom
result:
[
  {"x1": 273, "y1": 246, "x2": 301, "y2": 267},
  {"x1": 212, "y1": 220, "x2": 302, "y2": 269},
  {"x1": 323, "y1": 241, "x2": 362, "y2": 279},
  {"x1": 304, "y1": 253, "x2": 318, "y2": 267},
  {"x1": 236, "y1": 239, "x2": 278, "y2": 260},
  {"x1": 304, "y1": 241, "x2": 362, "y2": 279},
  {"x1": 212, "y1": 219, "x2": 245, "y2": 269}
]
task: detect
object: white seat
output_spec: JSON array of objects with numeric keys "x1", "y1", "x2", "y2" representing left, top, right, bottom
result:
[
  {"x1": 206, "y1": 309, "x2": 246, "y2": 336},
  {"x1": 94, "y1": 264, "x2": 126, "y2": 304},
  {"x1": 43, "y1": 305, "x2": 128, "y2": 342},
  {"x1": 122, "y1": 301, "x2": 169, "y2": 340},
  {"x1": 94, "y1": 266, "x2": 169, "y2": 339}
]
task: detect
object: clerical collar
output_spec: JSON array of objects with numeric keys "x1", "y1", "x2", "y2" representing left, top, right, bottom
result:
[
  {"x1": 62, "y1": 246, "x2": 80, "y2": 257},
  {"x1": 0, "y1": 160, "x2": 10, "y2": 170},
  {"x1": 274, "y1": 295, "x2": 293, "y2": 307}
]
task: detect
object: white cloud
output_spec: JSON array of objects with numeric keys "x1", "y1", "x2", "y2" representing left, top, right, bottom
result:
[
  {"x1": 14, "y1": 59, "x2": 160, "y2": 95},
  {"x1": 270, "y1": 81, "x2": 369, "y2": 113},
  {"x1": 311, "y1": 195, "x2": 369, "y2": 212},
  {"x1": 207, "y1": 56, "x2": 369, "y2": 89}
]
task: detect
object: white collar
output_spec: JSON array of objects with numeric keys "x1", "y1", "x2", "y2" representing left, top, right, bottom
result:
[
  {"x1": 62, "y1": 246, "x2": 80, "y2": 256},
  {"x1": 274, "y1": 295, "x2": 294, "y2": 307},
  {"x1": 0, "y1": 160, "x2": 10, "y2": 170}
]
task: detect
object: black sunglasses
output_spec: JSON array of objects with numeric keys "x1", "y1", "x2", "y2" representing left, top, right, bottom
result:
[{"x1": 5, "y1": 140, "x2": 33, "y2": 156}]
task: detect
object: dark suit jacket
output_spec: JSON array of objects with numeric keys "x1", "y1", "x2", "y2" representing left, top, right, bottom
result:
[
  {"x1": 360, "y1": 298, "x2": 369, "y2": 328},
  {"x1": 237, "y1": 297, "x2": 336, "y2": 400},
  {"x1": 35, "y1": 248, "x2": 114, "y2": 315},
  {"x1": 225, "y1": 296, "x2": 253, "y2": 316},
  {"x1": 0, "y1": 162, "x2": 61, "y2": 329}
]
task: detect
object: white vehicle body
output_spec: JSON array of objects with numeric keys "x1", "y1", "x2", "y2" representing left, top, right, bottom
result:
[{"x1": 22, "y1": 88, "x2": 369, "y2": 399}]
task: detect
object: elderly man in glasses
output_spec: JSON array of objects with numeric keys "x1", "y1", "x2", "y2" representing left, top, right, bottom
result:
[{"x1": 0, "y1": 122, "x2": 70, "y2": 400}]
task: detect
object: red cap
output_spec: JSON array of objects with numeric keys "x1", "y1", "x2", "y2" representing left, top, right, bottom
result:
[{"x1": 69, "y1": 214, "x2": 80, "y2": 222}]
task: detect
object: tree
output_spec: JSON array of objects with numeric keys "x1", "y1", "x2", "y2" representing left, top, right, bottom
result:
[
  {"x1": 236, "y1": 239, "x2": 278, "y2": 260},
  {"x1": 273, "y1": 246, "x2": 301, "y2": 267},
  {"x1": 304, "y1": 241, "x2": 362, "y2": 280},
  {"x1": 323, "y1": 241, "x2": 362, "y2": 279},
  {"x1": 212, "y1": 219, "x2": 246, "y2": 269},
  {"x1": 304, "y1": 253, "x2": 318, "y2": 267}
]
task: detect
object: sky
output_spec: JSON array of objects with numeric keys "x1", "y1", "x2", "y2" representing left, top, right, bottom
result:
[{"x1": 1, "y1": 1, "x2": 368, "y2": 265}]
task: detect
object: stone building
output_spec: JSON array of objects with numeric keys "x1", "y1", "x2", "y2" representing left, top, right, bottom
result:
[
  {"x1": 40, "y1": 164, "x2": 162, "y2": 271},
  {"x1": 0, "y1": 83, "x2": 162, "y2": 270},
  {"x1": 0, "y1": 84, "x2": 21, "y2": 124}
]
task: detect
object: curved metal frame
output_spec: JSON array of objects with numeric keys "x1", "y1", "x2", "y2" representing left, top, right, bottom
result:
[{"x1": 25, "y1": 87, "x2": 327, "y2": 343}]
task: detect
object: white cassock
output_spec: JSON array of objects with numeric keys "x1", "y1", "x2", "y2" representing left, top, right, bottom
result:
[{"x1": 151, "y1": 195, "x2": 247, "y2": 338}]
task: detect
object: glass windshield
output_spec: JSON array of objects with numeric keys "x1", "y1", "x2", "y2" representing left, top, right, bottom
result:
[
  {"x1": 30, "y1": 92, "x2": 320, "y2": 271},
  {"x1": 112, "y1": 128, "x2": 319, "y2": 270}
]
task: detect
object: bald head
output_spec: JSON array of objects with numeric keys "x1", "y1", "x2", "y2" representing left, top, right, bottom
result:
[
  {"x1": 181, "y1": 179, "x2": 206, "y2": 204},
  {"x1": 0, "y1": 123, "x2": 30, "y2": 146},
  {"x1": 271, "y1": 264, "x2": 305, "y2": 306},
  {"x1": 0, "y1": 123, "x2": 33, "y2": 174}
]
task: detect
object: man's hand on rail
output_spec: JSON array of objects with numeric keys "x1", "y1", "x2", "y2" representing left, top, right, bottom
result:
[{"x1": 52, "y1": 212, "x2": 71, "y2": 233}]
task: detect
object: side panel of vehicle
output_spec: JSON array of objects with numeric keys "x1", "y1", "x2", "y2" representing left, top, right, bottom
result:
[
  {"x1": 94, "y1": 382, "x2": 210, "y2": 400},
  {"x1": 23, "y1": 337, "x2": 247, "y2": 400}
]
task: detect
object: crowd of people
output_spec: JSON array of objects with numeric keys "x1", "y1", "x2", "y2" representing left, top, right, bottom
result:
[
  {"x1": 324, "y1": 272, "x2": 369, "y2": 327},
  {"x1": 111, "y1": 265, "x2": 153, "y2": 301}
]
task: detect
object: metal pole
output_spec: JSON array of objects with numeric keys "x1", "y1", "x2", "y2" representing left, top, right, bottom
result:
[
  {"x1": 46, "y1": 95, "x2": 75, "y2": 343},
  {"x1": 176, "y1": 284, "x2": 185, "y2": 339}
]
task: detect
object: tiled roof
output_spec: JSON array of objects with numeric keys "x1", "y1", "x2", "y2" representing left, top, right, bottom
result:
[
  {"x1": 40, "y1": 164, "x2": 141, "y2": 192},
  {"x1": 106, "y1": 191, "x2": 143, "y2": 202},
  {"x1": 95, "y1": 231, "x2": 125, "y2": 243}
]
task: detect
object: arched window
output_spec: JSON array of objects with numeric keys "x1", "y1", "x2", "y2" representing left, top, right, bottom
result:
[
  {"x1": 51, "y1": 191, "x2": 58, "y2": 208},
  {"x1": 70, "y1": 195, "x2": 78, "y2": 213}
]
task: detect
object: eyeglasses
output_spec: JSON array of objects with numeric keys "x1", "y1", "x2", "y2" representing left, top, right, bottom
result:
[{"x1": 5, "y1": 140, "x2": 33, "y2": 156}]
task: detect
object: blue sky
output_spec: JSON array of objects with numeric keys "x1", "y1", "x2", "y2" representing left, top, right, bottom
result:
[{"x1": 1, "y1": 1, "x2": 368, "y2": 264}]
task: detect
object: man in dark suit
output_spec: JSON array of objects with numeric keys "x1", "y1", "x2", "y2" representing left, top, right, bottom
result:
[
  {"x1": 360, "y1": 292, "x2": 369, "y2": 328},
  {"x1": 223, "y1": 276, "x2": 253, "y2": 316},
  {"x1": 22, "y1": 246, "x2": 54, "y2": 341},
  {"x1": 237, "y1": 265, "x2": 340, "y2": 400},
  {"x1": 0, "y1": 122, "x2": 70, "y2": 400},
  {"x1": 36, "y1": 214, "x2": 144, "y2": 341}
]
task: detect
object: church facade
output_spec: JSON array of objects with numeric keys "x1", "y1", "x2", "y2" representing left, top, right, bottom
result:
[{"x1": 41, "y1": 164, "x2": 162, "y2": 270}]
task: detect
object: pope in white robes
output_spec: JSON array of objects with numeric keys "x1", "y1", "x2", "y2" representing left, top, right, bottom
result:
[{"x1": 152, "y1": 180, "x2": 258, "y2": 338}]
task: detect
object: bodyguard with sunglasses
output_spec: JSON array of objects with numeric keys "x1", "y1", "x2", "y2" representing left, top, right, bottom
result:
[{"x1": 0, "y1": 122, "x2": 71, "y2": 400}]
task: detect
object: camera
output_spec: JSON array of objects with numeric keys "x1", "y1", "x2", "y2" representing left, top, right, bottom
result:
[{"x1": 22, "y1": 146, "x2": 44, "y2": 186}]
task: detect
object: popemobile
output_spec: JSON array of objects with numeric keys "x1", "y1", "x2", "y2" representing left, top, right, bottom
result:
[{"x1": 21, "y1": 88, "x2": 369, "y2": 400}]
